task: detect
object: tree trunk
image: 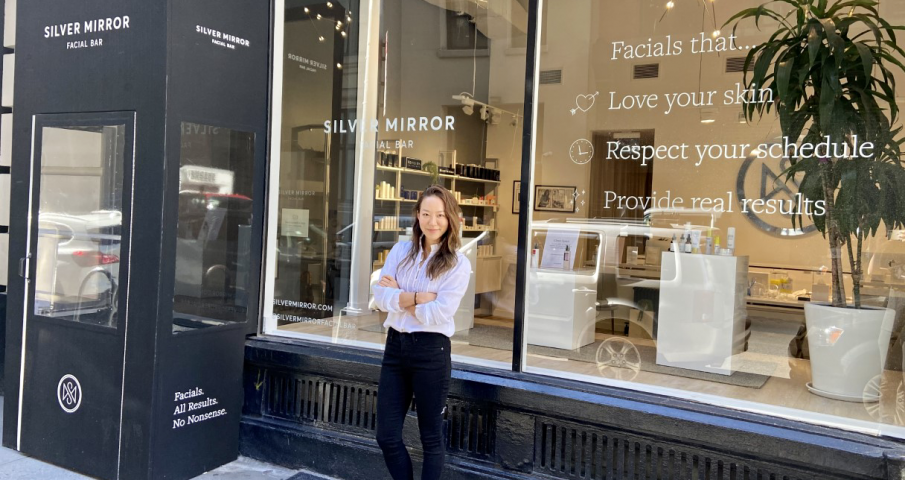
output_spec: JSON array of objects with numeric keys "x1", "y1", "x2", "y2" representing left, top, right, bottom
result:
[{"x1": 822, "y1": 166, "x2": 846, "y2": 308}]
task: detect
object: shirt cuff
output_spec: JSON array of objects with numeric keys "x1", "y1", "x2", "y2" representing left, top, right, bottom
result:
[{"x1": 389, "y1": 289, "x2": 403, "y2": 312}]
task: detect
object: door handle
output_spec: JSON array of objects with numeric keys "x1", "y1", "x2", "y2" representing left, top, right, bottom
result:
[{"x1": 18, "y1": 254, "x2": 30, "y2": 280}]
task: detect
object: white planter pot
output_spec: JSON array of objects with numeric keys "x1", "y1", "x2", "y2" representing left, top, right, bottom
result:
[{"x1": 804, "y1": 303, "x2": 896, "y2": 402}]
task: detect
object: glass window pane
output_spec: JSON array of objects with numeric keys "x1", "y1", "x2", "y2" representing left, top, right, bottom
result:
[
  {"x1": 524, "y1": 0, "x2": 905, "y2": 438},
  {"x1": 34, "y1": 125, "x2": 126, "y2": 328},
  {"x1": 267, "y1": 0, "x2": 527, "y2": 370},
  {"x1": 172, "y1": 122, "x2": 255, "y2": 333}
]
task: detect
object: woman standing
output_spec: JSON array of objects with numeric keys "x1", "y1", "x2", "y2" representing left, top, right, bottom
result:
[{"x1": 372, "y1": 185, "x2": 472, "y2": 480}]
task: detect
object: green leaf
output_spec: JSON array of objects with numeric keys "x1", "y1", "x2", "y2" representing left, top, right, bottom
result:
[
  {"x1": 776, "y1": 58, "x2": 795, "y2": 101},
  {"x1": 854, "y1": 42, "x2": 874, "y2": 84},
  {"x1": 808, "y1": 20, "x2": 824, "y2": 67},
  {"x1": 821, "y1": 18, "x2": 845, "y2": 67}
]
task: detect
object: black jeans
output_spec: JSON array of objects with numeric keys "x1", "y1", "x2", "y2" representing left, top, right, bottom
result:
[{"x1": 376, "y1": 328, "x2": 452, "y2": 480}]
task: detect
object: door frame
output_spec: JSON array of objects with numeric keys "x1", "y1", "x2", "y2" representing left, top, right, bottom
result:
[{"x1": 16, "y1": 111, "x2": 136, "y2": 462}]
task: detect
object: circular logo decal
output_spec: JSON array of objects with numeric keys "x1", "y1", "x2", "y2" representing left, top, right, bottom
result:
[
  {"x1": 736, "y1": 139, "x2": 817, "y2": 237},
  {"x1": 57, "y1": 374, "x2": 82, "y2": 413}
]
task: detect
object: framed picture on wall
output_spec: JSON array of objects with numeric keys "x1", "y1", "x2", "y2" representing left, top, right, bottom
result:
[
  {"x1": 534, "y1": 185, "x2": 576, "y2": 213},
  {"x1": 512, "y1": 180, "x2": 521, "y2": 214}
]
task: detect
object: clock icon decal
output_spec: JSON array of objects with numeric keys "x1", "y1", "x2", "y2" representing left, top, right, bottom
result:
[{"x1": 569, "y1": 139, "x2": 594, "y2": 165}]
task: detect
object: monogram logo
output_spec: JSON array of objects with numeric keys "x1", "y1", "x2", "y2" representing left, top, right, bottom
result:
[
  {"x1": 57, "y1": 374, "x2": 82, "y2": 413},
  {"x1": 736, "y1": 140, "x2": 817, "y2": 237}
]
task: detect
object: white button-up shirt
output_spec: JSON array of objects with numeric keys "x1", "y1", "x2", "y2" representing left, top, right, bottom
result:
[{"x1": 372, "y1": 241, "x2": 472, "y2": 337}]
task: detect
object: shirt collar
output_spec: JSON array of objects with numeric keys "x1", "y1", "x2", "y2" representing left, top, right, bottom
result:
[{"x1": 420, "y1": 241, "x2": 440, "y2": 254}]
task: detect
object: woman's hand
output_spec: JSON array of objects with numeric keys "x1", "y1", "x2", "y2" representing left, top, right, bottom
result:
[{"x1": 378, "y1": 275, "x2": 399, "y2": 289}]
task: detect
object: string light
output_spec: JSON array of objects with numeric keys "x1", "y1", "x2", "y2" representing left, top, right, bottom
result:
[
  {"x1": 318, "y1": 35, "x2": 325, "y2": 42},
  {"x1": 326, "y1": 1, "x2": 333, "y2": 7},
  {"x1": 336, "y1": 63, "x2": 343, "y2": 69},
  {"x1": 340, "y1": 31, "x2": 346, "y2": 37},
  {"x1": 666, "y1": 1, "x2": 674, "y2": 8},
  {"x1": 304, "y1": 7, "x2": 309, "y2": 13},
  {"x1": 712, "y1": 29, "x2": 720, "y2": 37},
  {"x1": 316, "y1": 13, "x2": 322, "y2": 20}
]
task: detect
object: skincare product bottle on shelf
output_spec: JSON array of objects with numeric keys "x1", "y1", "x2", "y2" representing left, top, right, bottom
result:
[
  {"x1": 706, "y1": 236, "x2": 713, "y2": 255},
  {"x1": 727, "y1": 227, "x2": 736, "y2": 255},
  {"x1": 669, "y1": 234, "x2": 677, "y2": 252},
  {"x1": 684, "y1": 234, "x2": 692, "y2": 253},
  {"x1": 531, "y1": 242, "x2": 539, "y2": 269},
  {"x1": 690, "y1": 230, "x2": 702, "y2": 254},
  {"x1": 563, "y1": 245, "x2": 571, "y2": 270},
  {"x1": 713, "y1": 236, "x2": 721, "y2": 255}
]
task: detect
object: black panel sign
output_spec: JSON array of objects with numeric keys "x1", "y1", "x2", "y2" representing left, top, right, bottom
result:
[{"x1": 4, "y1": 1, "x2": 269, "y2": 480}]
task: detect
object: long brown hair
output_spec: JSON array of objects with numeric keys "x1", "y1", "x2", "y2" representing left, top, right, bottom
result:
[{"x1": 400, "y1": 185, "x2": 461, "y2": 279}]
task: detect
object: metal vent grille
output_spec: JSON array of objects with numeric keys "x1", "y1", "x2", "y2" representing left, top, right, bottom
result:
[
  {"x1": 262, "y1": 372, "x2": 496, "y2": 458},
  {"x1": 534, "y1": 419, "x2": 840, "y2": 480},
  {"x1": 633, "y1": 63, "x2": 659, "y2": 79},
  {"x1": 540, "y1": 69, "x2": 562, "y2": 84},
  {"x1": 445, "y1": 400, "x2": 495, "y2": 458},
  {"x1": 263, "y1": 372, "x2": 378, "y2": 433},
  {"x1": 726, "y1": 56, "x2": 748, "y2": 73}
]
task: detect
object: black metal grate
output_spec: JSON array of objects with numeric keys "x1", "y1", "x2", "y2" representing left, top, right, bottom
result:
[
  {"x1": 534, "y1": 418, "x2": 842, "y2": 480},
  {"x1": 633, "y1": 63, "x2": 660, "y2": 79},
  {"x1": 540, "y1": 69, "x2": 563, "y2": 84},
  {"x1": 263, "y1": 372, "x2": 496, "y2": 459},
  {"x1": 726, "y1": 56, "x2": 747, "y2": 73},
  {"x1": 263, "y1": 372, "x2": 378, "y2": 433},
  {"x1": 444, "y1": 399, "x2": 495, "y2": 458}
]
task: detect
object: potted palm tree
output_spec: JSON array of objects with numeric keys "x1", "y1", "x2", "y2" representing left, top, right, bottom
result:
[{"x1": 728, "y1": 0, "x2": 905, "y2": 401}]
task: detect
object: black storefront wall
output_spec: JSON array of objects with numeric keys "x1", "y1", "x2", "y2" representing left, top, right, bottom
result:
[
  {"x1": 241, "y1": 339, "x2": 905, "y2": 480},
  {"x1": 3, "y1": 1, "x2": 268, "y2": 479}
]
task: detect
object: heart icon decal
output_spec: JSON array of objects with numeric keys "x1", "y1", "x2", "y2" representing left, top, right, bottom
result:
[{"x1": 571, "y1": 92, "x2": 600, "y2": 115}]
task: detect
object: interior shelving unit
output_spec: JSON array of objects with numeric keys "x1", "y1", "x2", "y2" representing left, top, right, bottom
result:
[{"x1": 372, "y1": 150, "x2": 502, "y2": 295}]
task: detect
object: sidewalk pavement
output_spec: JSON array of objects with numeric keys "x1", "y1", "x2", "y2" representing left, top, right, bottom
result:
[{"x1": 0, "y1": 397, "x2": 336, "y2": 480}]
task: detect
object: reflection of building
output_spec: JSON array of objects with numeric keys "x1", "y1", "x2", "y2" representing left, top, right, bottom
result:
[{"x1": 4, "y1": 0, "x2": 905, "y2": 479}]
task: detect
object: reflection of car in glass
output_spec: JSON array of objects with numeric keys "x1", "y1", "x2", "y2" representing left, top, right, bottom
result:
[
  {"x1": 174, "y1": 192, "x2": 253, "y2": 305},
  {"x1": 34, "y1": 211, "x2": 122, "y2": 323}
]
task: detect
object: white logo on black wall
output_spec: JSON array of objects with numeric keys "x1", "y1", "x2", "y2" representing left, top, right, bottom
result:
[
  {"x1": 43, "y1": 15, "x2": 131, "y2": 50},
  {"x1": 57, "y1": 374, "x2": 82, "y2": 413}
]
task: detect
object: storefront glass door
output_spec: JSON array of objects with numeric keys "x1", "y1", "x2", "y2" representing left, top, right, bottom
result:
[{"x1": 18, "y1": 113, "x2": 134, "y2": 480}]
